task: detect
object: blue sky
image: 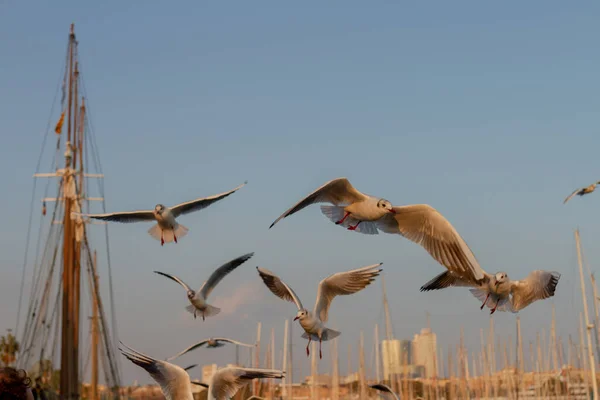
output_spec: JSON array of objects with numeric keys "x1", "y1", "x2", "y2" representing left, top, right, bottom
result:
[{"x1": 1, "y1": 0, "x2": 600, "y2": 386}]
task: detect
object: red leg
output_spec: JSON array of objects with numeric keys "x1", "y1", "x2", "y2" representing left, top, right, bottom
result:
[
  {"x1": 202, "y1": 312, "x2": 205, "y2": 321},
  {"x1": 174, "y1": 234, "x2": 178, "y2": 243},
  {"x1": 306, "y1": 337, "x2": 311, "y2": 357},
  {"x1": 319, "y1": 337, "x2": 322, "y2": 360},
  {"x1": 480, "y1": 293, "x2": 490, "y2": 310},
  {"x1": 161, "y1": 233, "x2": 164, "y2": 246},
  {"x1": 348, "y1": 221, "x2": 361, "y2": 231},
  {"x1": 490, "y1": 301, "x2": 498, "y2": 315},
  {"x1": 335, "y1": 212, "x2": 350, "y2": 225}
]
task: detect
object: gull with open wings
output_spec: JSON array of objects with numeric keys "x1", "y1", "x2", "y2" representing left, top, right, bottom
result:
[
  {"x1": 420, "y1": 267, "x2": 561, "y2": 314},
  {"x1": 73, "y1": 181, "x2": 246, "y2": 245},
  {"x1": 119, "y1": 342, "x2": 284, "y2": 400},
  {"x1": 564, "y1": 180, "x2": 600, "y2": 204},
  {"x1": 257, "y1": 263, "x2": 382, "y2": 359},
  {"x1": 167, "y1": 337, "x2": 255, "y2": 361},
  {"x1": 155, "y1": 252, "x2": 253, "y2": 320},
  {"x1": 269, "y1": 177, "x2": 484, "y2": 282}
]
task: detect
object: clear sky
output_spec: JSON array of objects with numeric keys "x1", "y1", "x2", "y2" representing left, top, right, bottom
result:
[{"x1": 1, "y1": 0, "x2": 600, "y2": 386}]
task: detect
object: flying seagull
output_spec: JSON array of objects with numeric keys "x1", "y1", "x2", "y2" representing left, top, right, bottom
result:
[
  {"x1": 119, "y1": 342, "x2": 282, "y2": 400},
  {"x1": 564, "y1": 181, "x2": 600, "y2": 204},
  {"x1": 73, "y1": 181, "x2": 246, "y2": 245},
  {"x1": 167, "y1": 338, "x2": 255, "y2": 361},
  {"x1": 119, "y1": 342, "x2": 194, "y2": 400},
  {"x1": 268, "y1": 177, "x2": 483, "y2": 282},
  {"x1": 369, "y1": 383, "x2": 401, "y2": 400},
  {"x1": 420, "y1": 268, "x2": 561, "y2": 314},
  {"x1": 257, "y1": 263, "x2": 382, "y2": 359},
  {"x1": 155, "y1": 252, "x2": 254, "y2": 320},
  {"x1": 188, "y1": 382, "x2": 266, "y2": 400}
]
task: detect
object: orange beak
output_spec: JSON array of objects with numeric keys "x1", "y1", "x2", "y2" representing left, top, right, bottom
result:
[{"x1": 389, "y1": 209, "x2": 396, "y2": 214}]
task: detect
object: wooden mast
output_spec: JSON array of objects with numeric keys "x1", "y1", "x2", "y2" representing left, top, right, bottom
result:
[{"x1": 91, "y1": 251, "x2": 99, "y2": 400}]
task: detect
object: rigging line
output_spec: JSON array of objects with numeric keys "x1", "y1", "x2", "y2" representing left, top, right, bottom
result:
[{"x1": 16, "y1": 39, "x2": 70, "y2": 339}]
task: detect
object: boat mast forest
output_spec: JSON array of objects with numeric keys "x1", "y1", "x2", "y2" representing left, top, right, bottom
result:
[{"x1": 15, "y1": 24, "x2": 121, "y2": 399}]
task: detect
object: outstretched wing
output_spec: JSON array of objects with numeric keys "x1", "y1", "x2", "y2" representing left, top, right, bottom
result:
[
  {"x1": 199, "y1": 253, "x2": 254, "y2": 299},
  {"x1": 154, "y1": 271, "x2": 193, "y2": 293},
  {"x1": 213, "y1": 338, "x2": 255, "y2": 348},
  {"x1": 191, "y1": 381, "x2": 208, "y2": 388},
  {"x1": 563, "y1": 188, "x2": 581, "y2": 204},
  {"x1": 256, "y1": 267, "x2": 304, "y2": 311},
  {"x1": 210, "y1": 367, "x2": 285, "y2": 400},
  {"x1": 376, "y1": 204, "x2": 486, "y2": 284},
  {"x1": 73, "y1": 210, "x2": 155, "y2": 223},
  {"x1": 510, "y1": 270, "x2": 561, "y2": 312},
  {"x1": 170, "y1": 182, "x2": 247, "y2": 218},
  {"x1": 269, "y1": 177, "x2": 368, "y2": 229},
  {"x1": 166, "y1": 340, "x2": 211, "y2": 361},
  {"x1": 119, "y1": 342, "x2": 192, "y2": 400},
  {"x1": 419, "y1": 270, "x2": 484, "y2": 292},
  {"x1": 313, "y1": 263, "x2": 382, "y2": 323}
]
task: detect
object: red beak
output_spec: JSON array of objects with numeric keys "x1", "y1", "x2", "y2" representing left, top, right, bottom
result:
[
  {"x1": 495, "y1": 281, "x2": 500, "y2": 287},
  {"x1": 389, "y1": 209, "x2": 396, "y2": 214},
  {"x1": 293, "y1": 316, "x2": 299, "y2": 321}
]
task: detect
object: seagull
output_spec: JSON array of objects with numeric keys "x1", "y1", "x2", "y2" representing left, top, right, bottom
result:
[
  {"x1": 72, "y1": 181, "x2": 246, "y2": 245},
  {"x1": 369, "y1": 383, "x2": 401, "y2": 400},
  {"x1": 420, "y1": 267, "x2": 561, "y2": 314},
  {"x1": 257, "y1": 263, "x2": 382, "y2": 359},
  {"x1": 167, "y1": 338, "x2": 255, "y2": 361},
  {"x1": 119, "y1": 342, "x2": 194, "y2": 400},
  {"x1": 120, "y1": 342, "x2": 282, "y2": 400},
  {"x1": 155, "y1": 252, "x2": 254, "y2": 320},
  {"x1": 268, "y1": 177, "x2": 483, "y2": 281},
  {"x1": 564, "y1": 181, "x2": 600, "y2": 204},
  {"x1": 188, "y1": 382, "x2": 265, "y2": 400}
]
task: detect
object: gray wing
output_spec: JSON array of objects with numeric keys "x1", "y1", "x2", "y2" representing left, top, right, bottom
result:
[
  {"x1": 313, "y1": 263, "x2": 382, "y2": 323},
  {"x1": 73, "y1": 210, "x2": 155, "y2": 223},
  {"x1": 420, "y1": 270, "x2": 486, "y2": 292},
  {"x1": 369, "y1": 383, "x2": 400, "y2": 400},
  {"x1": 510, "y1": 270, "x2": 561, "y2": 312},
  {"x1": 166, "y1": 340, "x2": 211, "y2": 361},
  {"x1": 269, "y1": 177, "x2": 368, "y2": 229},
  {"x1": 199, "y1": 253, "x2": 254, "y2": 299},
  {"x1": 154, "y1": 271, "x2": 193, "y2": 293},
  {"x1": 256, "y1": 267, "x2": 304, "y2": 311},
  {"x1": 376, "y1": 204, "x2": 486, "y2": 284},
  {"x1": 119, "y1": 342, "x2": 192, "y2": 400},
  {"x1": 563, "y1": 188, "x2": 581, "y2": 204},
  {"x1": 213, "y1": 338, "x2": 256, "y2": 348},
  {"x1": 209, "y1": 367, "x2": 285, "y2": 400},
  {"x1": 170, "y1": 182, "x2": 247, "y2": 218}
]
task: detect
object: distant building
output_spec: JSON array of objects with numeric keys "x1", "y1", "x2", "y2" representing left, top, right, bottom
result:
[
  {"x1": 412, "y1": 328, "x2": 437, "y2": 378},
  {"x1": 382, "y1": 339, "x2": 401, "y2": 380}
]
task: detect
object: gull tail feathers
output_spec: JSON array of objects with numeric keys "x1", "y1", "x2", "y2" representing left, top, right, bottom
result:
[
  {"x1": 301, "y1": 328, "x2": 341, "y2": 342},
  {"x1": 185, "y1": 305, "x2": 196, "y2": 314},
  {"x1": 202, "y1": 304, "x2": 221, "y2": 318},
  {"x1": 320, "y1": 206, "x2": 378, "y2": 235},
  {"x1": 148, "y1": 224, "x2": 189, "y2": 243},
  {"x1": 148, "y1": 224, "x2": 162, "y2": 241},
  {"x1": 469, "y1": 288, "x2": 491, "y2": 306}
]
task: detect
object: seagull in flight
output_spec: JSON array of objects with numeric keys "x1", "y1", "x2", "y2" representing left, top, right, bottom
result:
[
  {"x1": 420, "y1": 267, "x2": 561, "y2": 314},
  {"x1": 268, "y1": 177, "x2": 483, "y2": 282},
  {"x1": 119, "y1": 342, "x2": 283, "y2": 400},
  {"x1": 189, "y1": 381, "x2": 266, "y2": 400},
  {"x1": 155, "y1": 252, "x2": 253, "y2": 320},
  {"x1": 257, "y1": 263, "x2": 382, "y2": 359},
  {"x1": 564, "y1": 180, "x2": 600, "y2": 204},
  {"x1": 73, "y1": 181, "x2": 246, "y2": 245},
  {"x1": 167, "y1": 337, "x2": 255, "y2": 361}
]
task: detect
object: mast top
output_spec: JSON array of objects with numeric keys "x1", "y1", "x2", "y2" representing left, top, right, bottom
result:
[{"x1": 70, "y1": 23, "x2": 75, "y2": 38}]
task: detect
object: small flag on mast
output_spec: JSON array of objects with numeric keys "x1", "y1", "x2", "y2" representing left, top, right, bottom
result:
[{"x1": 54, "y1": 112, "x2": 65, "y2": 134}]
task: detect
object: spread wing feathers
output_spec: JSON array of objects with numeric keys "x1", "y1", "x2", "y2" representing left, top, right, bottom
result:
[
  {"x1": 73, "y1": 210, "x2": 155, "y2": 223},
  {"x1": 369, "y1": 383, "x2": 400, "y2": 400},
  {"x1": 183, "y1": 364, "x2": 198, "y2": 372},
  {"x1": 199, "y1": 253, "x2": 254, "y2": 298},
  {"x1": 376, "y1": 204, "x2": 486, "y2": 283},
  {"x1": 170, "y1": 182, "x2": 247, "y2": 218},
  {"x1": 119, "y1": 342, "x2": 192, "y2": 400},
  {"x1": 313, "y1": 263, "x2": 383, "y2": 323},
  {"x1": 256, "y1": 267, "x2": 304, "y2": 311},
  {"x1": 510, "y1": 271, "x2": 561, "y2": 312},
  {"x1": 564, "y1": 188, "x2": 582, "y2": 204},
  {"x1": 166, "y1": 340, "x2": 211, "y2": 361},
  {"x1": 420, "y1": 270, "x2": 480, "y2": 292},
  {"x1": 212, "y1": 338, "x2": 255, "y2": 348},
  {"x1": 154, "y1": 271, "x2": 193, "y2": 293},
  {"x1": 209, "y1": 367, "x2": 285, "y2": 400},
  {"x1": 269, "y1": 177, "x2": 368, "y2": 229}
]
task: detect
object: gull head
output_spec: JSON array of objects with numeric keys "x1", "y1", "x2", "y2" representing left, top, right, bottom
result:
[
  {"x1": 186, "y1": 290, "x2": 195, "y2": 300},
  {"x1": 377, "y1": 199, "x2": 396, "y2": 214},
  {"x1": 154, "y1": 204, "x2": 165, "y2": 215},
  {"x1": 293, "y1": 309, "x2": 309, "y2": 321},
  {"x1": 494, "y1": 272, "x2": 508, "y2": 287}
]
